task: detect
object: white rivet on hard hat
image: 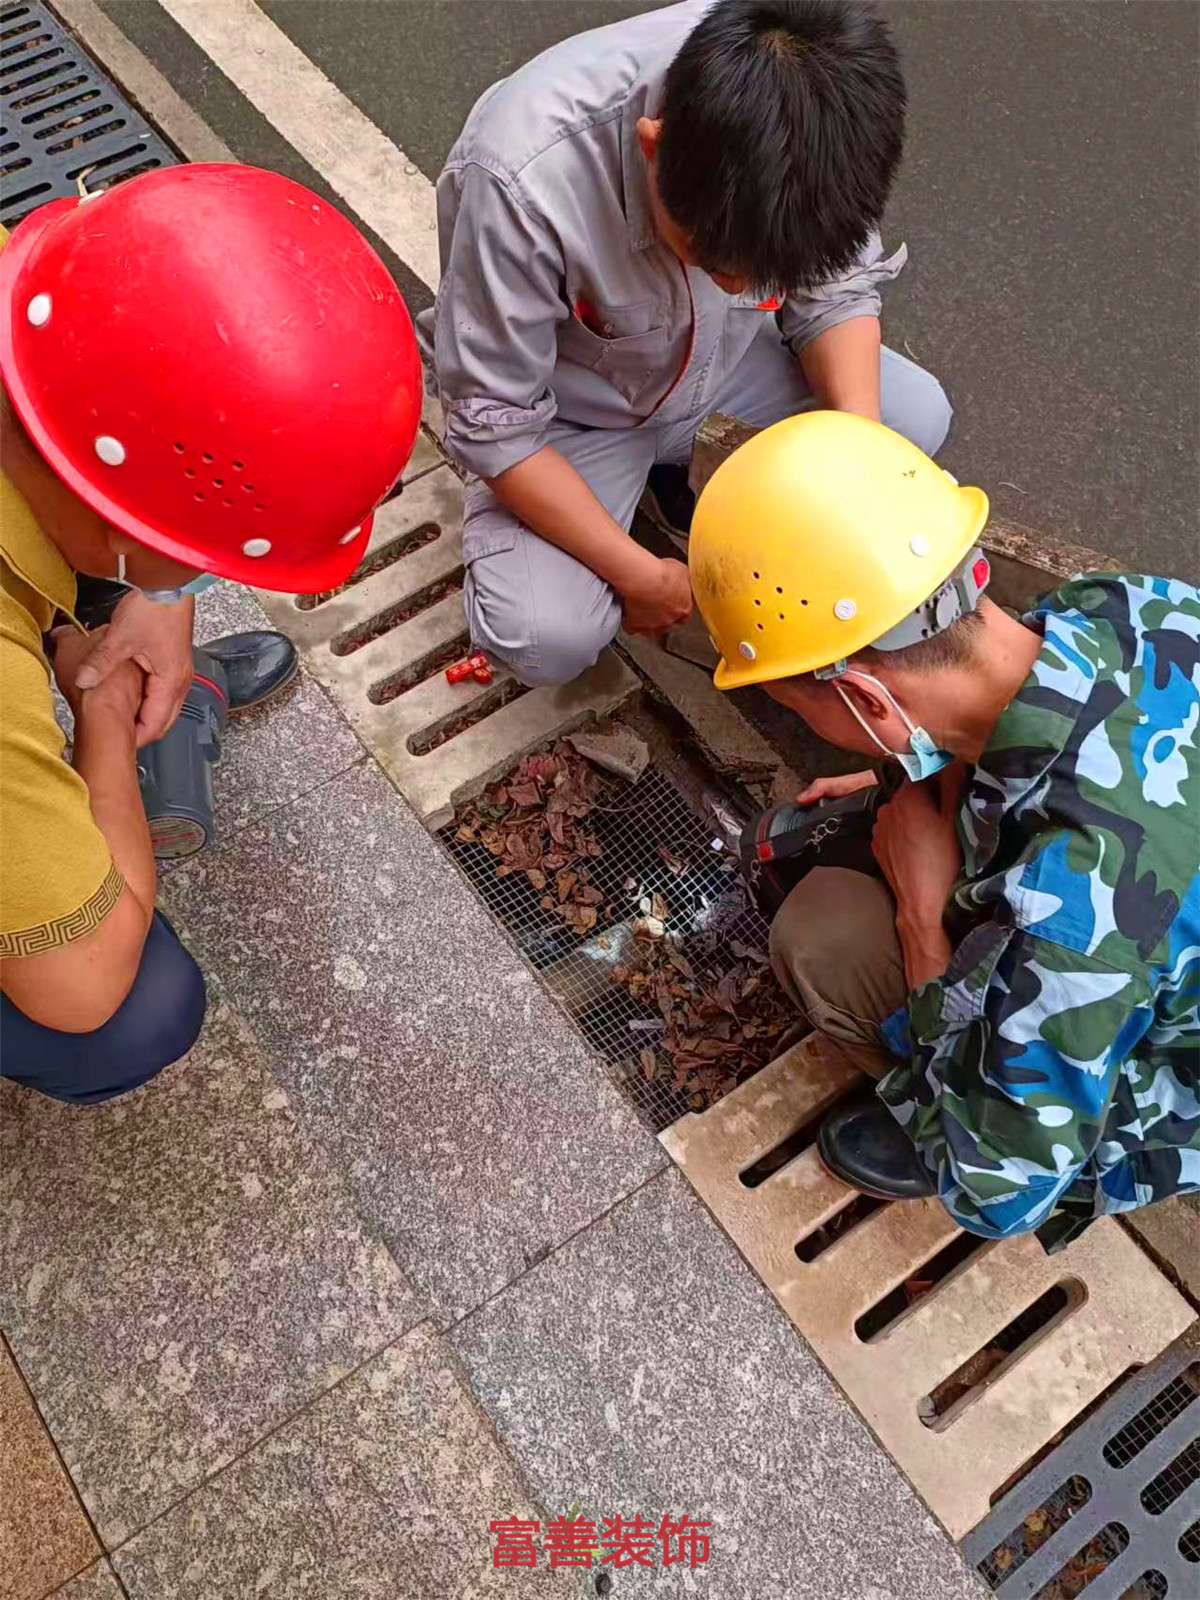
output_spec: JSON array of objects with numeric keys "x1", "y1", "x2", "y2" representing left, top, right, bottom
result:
[
  {"x1": 241, "y1": 538, "x2": 271, "y2": 558},
  {"x1": 738, "y1": 641, "x2": 757, "y2": 661},
  {"x1": 834, "y1": 598, "x2": 857, "y2": 621},
  {"x1": 910, "y1": 534, "x2": 930, "y2": 557},
  {"x1": 26, "y1": 293, "x2": 51, "y2": 327},
  {"x1": 94, "y1": 435, "x2": 126, "y2": 466},
  {"x1": 339, "y1": 525, "x2": 361, "y2": 546}
]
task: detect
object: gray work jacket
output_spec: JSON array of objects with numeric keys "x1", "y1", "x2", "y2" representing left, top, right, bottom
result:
[{"x1": 417, "y1": 0, "x2": 906, "y2": 482}]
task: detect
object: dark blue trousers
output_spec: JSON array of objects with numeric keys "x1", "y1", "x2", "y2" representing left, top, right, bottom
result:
[{"x1": 1, "y1": 912, "x2": 206, "y2": 1104}]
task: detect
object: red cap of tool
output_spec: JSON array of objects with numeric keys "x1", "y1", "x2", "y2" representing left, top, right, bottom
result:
[{"x1": 0, "y1": 164, "x2": 422, "y2": 593}]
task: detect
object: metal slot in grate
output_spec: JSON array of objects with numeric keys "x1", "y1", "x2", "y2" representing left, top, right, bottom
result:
[
  {"x1": 0, "y1": 3, "x2": 176, "y2": 227},
  {"x1": 963, "y1": 1329, "x2": 1200, "y2": 1597},
  {"x1": 443, "y1": 764, "x2": 777, "y2": 1131}
]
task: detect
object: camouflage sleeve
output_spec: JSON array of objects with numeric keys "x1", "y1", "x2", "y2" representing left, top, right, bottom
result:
[{"x1": 877, "y1": 919, "x2": 1154, "y2": 1238}]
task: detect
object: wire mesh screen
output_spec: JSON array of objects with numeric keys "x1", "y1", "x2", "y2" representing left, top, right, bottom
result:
[{"x1": 441, "y1": 762, "x2": 781, "y2": 1131}]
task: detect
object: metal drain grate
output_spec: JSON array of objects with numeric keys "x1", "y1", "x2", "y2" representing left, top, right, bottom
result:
[
  {"x1": 442, "y1": 766, "x2": 774, "y2": 1131},
  {"x1": 1, "y1": 2, "x2": 176, "y2": 227},
  {"x1": 962, "y1": 1328, "x2": 1200, "y2": 1597}
]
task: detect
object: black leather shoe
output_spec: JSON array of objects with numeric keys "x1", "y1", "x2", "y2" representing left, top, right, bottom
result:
[
  {"x1": 817, "y1": 1088, "x2": 937, "y2": 1201},
  {"x1": 198, "y1": 630, "x2": 299, "y2": 715},
  {"x1": 640, "y1": 464, "x2": 695, "y2": 549}
]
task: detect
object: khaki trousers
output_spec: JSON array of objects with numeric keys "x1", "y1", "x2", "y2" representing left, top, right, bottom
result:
[{"x1": 768, "y1": 866, "x2": 908, "y2": 1081}]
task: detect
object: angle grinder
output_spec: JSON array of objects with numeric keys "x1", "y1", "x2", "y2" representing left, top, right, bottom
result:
[
  {"x1": 137, "y1": 646, "x2": 228, "y2": 860},
  {"x1": 708, "y1": 779, "x2": 890, "y2": 918}
]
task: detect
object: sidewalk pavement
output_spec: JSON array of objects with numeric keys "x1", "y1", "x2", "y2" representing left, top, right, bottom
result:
[{"x1": 1, "y1": 580, "x2": 982, "y2": 1599}]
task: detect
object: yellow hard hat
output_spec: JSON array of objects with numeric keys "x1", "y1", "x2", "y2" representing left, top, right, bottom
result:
[{"x1": 689, "y1": 411, "x2": 990, "y2": 690}]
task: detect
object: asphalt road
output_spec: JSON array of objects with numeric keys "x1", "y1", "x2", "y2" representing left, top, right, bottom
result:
[{"x1": 100, "y1": 0, "x2": 1199, "y2": 578}]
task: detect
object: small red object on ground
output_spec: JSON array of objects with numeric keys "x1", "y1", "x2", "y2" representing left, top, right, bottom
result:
[
  {"x1": 445, "y1": 659, "x2": 473, "y2": 684},
  {"x1": 468, "y1": 650, "x2": 490, "y2": 671},
  {"x1": 473, "y1": 665, "x2": 494, "y2": 685}
]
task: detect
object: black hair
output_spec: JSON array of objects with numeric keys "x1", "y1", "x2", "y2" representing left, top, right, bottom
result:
[
  {"x1": 857, "y1": 607, "x2": 987, "y2": 673},
  {"x1": 656, "y1": 0, "x2": 905, "y2": 293}
]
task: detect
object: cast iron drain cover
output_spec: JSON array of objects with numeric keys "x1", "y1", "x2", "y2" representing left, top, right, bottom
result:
[
  {"x1": 1, "y1": 1, "x2": 176, "y2": 228},
  {"x1": 962, "y1": 1324, "x2": 1200, "y2": 1597}
]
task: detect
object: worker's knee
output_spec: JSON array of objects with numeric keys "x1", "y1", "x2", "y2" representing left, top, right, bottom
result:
[
  {"x1": 880, "y1": 353, "x2": 953, "y2": 458},
  {"x1": 466, "y1": 565, "x2": 621, "y2": 689},
  {"x1": 514, "y1": 609, "x2": 621, "y2": 687},
  {"x1": 769, "y1": 866, "x2": 904, "y2": 1034},
  {"x1": 0, "y1": 913, "x2": 207, "y2": 1104}
]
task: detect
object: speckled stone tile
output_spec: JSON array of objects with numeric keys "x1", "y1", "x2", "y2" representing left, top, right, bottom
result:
[
  {"x1": 114, "y1": 1323, "x2": 577, "y2": 1598},
  {"x1": 157, "y1": 759, "x2": 666, "y2": 1325},
  {"x1": 46, "y1": 1561, "x2": 124, "y2": 1599},
  {"x1": 0, "y1": 1002, "x2": 424, "y2": 1548},
  {"x1": 0, "y1": 1339, "x2": 98, "y2": 1600},
  {"x1": 452, "y1": 1169, "x2": 984, "y2": 1600},
  {"x1": 191, "y1": 580, "x2": 364, "y2": 839}
]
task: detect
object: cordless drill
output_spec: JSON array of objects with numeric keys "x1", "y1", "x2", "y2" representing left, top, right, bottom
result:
[{"x1": 137, "y1": 646, "x2": 228, "y2": 860}]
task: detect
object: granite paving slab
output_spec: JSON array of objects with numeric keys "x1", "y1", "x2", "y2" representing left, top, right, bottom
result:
[
  {"x1": 0, "y1": 1338, "x2": 98, "y2": 1600},
  {"x1": 452, "y1": 1168, "x2": 983, "y2": 1600},
  {"x1": 192, "y1": 579, "x2": 365, "y2": 839},
  {"x1": 114, "y1": 1323, "x2": 578, "y2": 1599},
  {"x1": 156, "y1": 758, "x2": 666, "y2": 1325},
  {"x1": 0, "y1": 1001, "x2": 423, "y2": 1547},
  {"x1": 46, "y1": 1563, "x2": 124, "y2": 1600}
]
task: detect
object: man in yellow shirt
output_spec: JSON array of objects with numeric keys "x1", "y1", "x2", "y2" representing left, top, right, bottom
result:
[{"x1": 1, "y1": 163, "x2": 422, "y2": 1102}]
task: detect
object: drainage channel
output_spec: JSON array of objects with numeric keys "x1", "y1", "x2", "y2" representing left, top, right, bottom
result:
[{"x1": 1, "y1": 0, "x2": 177, "y2": 226}]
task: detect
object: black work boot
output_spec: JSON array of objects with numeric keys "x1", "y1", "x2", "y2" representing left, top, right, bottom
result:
[
  {"x1": 817, "y1": 1088, "x2": 936, "y2": 1201},
  {"x1": 640, "y1": 464, "x2": 695, "y2": 550},
  {"x1": 199, "y1": 631, "x2": 299, "y2": 714}
]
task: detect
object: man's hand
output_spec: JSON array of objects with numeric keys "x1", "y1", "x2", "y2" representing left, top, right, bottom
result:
[
  {"x1": 619, "y1": 555, "x2": 693, "y2": 635},
  {"x1": 871, "y1": 768, "x2": 965, "y2": 988},
  {"x1": 74, "y1": 589, "x2": 195, "y2": 746},
  {"x1": 797, "y1": 769, "x2": 877, "y2": 805},
  {"x1": 51, "y1": 625, "x2": 146, "y2": 728}
]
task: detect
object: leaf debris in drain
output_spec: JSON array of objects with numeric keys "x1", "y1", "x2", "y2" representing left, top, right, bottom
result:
[{"x1": 452, "y1": 742, "x2": 793, "y2": 1109}]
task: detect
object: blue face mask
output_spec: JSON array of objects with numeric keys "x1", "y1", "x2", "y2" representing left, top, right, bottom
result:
[{"x1": 833, "y1": 671, "x2": 954, "y2": 783}]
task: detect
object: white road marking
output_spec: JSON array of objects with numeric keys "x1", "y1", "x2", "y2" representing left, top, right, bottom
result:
[{"x1": 155, "y1": 0, "x2": 440, "y2": 290}]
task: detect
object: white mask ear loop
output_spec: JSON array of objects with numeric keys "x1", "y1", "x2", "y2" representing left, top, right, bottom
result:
[
  {"x1": 116, "y1": 551, "x2": 126, "y2": 585},
  {"x1": 833, "y1": 678, "x2": 897, "y2": 761}
]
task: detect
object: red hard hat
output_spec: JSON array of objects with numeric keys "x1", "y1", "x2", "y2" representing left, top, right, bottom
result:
[{"x1": 0, "y1": 164, "x2": 422, "y2": 593}]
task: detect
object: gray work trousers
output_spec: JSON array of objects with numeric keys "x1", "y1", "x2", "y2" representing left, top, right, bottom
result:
[
  {"x1": 769, "y1": 864, "x2": 906, "y2": 1081},
  {"x1": 461, "y1": 325, "x2": 953, "y2": 686}
]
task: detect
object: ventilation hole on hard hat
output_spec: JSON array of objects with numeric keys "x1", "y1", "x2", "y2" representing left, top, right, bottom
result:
[
  {"x1": 222, "y1": 499, "x2": 233, "y2": 508},
  {"x1": 253, "y1": 503, "x2": 265, "y2": 513},
  {"x1": 212, "y1": 478, "x2": 223, "y2": 488},
  {"x1": 756, "y1": 622, "x2": 764, "y2": 632},
  {"x1": 776, "y1": 586, "x2": 784, "y2": 595},
  {"x1": 232, "y1": 460, "x2": 244, "y2": 471},
  {"x1": 194, "y1": 492, "x2": 204, "y2": 502},
  {"x1": 754, "y1": 599, "x2": 761, "y2": 607},
  {"x1": 752, "y1": 570, "x2": 760, "y2": 580},
  {"x1": 184, "y1": 468, "x2": 196, "y2": 478},
  {"x1": 778, "y1": 613, "x2": 785, "y2": 621},
  {"x1": 801, "y1": 599, "x2": 809, "y2": 607},
  {"x1": 202, "y1": 452, "x2": 213, "y2": 464},
  {"x1": 173, "y1": 442, "x2": 184, "y2": 453},
  {"x1": 243, "y1": 483, "x2": 255, "y2": 493}
]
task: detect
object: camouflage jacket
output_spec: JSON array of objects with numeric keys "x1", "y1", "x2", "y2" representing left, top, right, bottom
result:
[{"x1": 879, "y1": 575, "x2": 1200, "y2": 1238}]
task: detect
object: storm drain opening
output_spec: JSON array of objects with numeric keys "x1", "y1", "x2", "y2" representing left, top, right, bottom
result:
[
  {"x1": 297, "y1": 522, "x2": 442, "y2": 611},
  {"x1": 794, "y1": 1195, "x2": 886, "y2": 1263},
  {"x1": 855, "y1": 1232, "x2": 988, "y2": 1343},
  {"x1": 408, "y1": 678, "x2": 530, "y2": 756},
  {"x1": 0, "y1": 2, "x2": 177, "y2": 228},
  {"x1": 919, "y1": 1280, "x2": 1085, "y2": 1431},
  {"x1": 442, "y1": 750, "x2": 792, "y2": 1132},
  {"x1": 963, "y1": 1329, "x2": 1200, "y2": 1597},
  {"x1": 369, "y1": 630, "x2": 472, "y2": 704},
  {"x1": 331, "y1": 567, "x2": 465, "y2": 656}
]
